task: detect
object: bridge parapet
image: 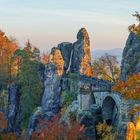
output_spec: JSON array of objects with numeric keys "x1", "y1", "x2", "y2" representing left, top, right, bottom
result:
[{"x1": 80, "y1": 75, "x2": 113, "y2": 93}]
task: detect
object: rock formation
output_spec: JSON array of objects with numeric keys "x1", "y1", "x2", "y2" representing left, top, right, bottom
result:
[
  {"x1": 69, "y1": 28, "x2": 93, "y2": 75},
  {"x1": 7, "y1": 83, "x2": 21, "y2": 135},
  {"x1": 57, "y1": 28, "x2": 93, "y2": 76},
  {"x1": 49, "y1": 47, "x2": 64, "y2": 76},
  {"x1": 78, "y1": 28, "x2": 93, "y2": 76},
  {"x1": 41, "y1": 63, "x2": 62, "y2": 113},
  {"x1": 27, "y1": 28, "x2": 93, "y2": 136},
  {"x1": 120, "y1": 32, "x2": 140, "y2": 81},
  {"x1": 58, "y1": 42, "x2": 73, "y2": 72},
  {"x1": 27, "y1": 63, "x2": 62, "y2": 137}
]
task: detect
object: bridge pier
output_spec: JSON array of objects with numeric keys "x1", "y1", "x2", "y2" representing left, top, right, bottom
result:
[{"x1": 78, "y1": 92, "x2": 95, "y2": 111}]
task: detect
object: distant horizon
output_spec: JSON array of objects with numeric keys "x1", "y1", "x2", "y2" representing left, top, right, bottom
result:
[
  {"x1": 91, "y1": 47, "x2": 123, "y2": 52},
  {"x1": 0, "y1": 0, "x2": 139, "y2": 52}
]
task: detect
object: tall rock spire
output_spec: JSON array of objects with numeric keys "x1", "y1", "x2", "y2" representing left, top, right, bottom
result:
[
  {"x1": 120, "y1": 32, "x2": 140, "y2": 81},
  {"x1": 70, "y1": 28, "x2": 93, "y2": 76},
  {"x1": 78, "y1": 28, "x2": 93, "y2": 76}
]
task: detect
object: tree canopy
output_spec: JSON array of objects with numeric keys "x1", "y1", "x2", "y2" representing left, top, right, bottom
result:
[{"x1": 92, "y1": 54, "x2": 120, "y2": 82}]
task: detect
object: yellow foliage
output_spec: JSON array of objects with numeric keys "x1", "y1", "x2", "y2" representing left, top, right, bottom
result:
[
  {"x1": 126, "y1": 122, "x2": 136, "y2": 140},
  {"x1": 126, "y1": 118, "x2": 140, "y2": 140},
  {"x1": 96, "y1": 122, "x2": 115, "y2": 140},
  {"x1": 135, "y1": 117, "x2": 140, "y2": 140}
]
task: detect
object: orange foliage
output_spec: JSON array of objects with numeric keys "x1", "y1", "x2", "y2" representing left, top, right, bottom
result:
[
  {"x1": 0, "y1": 30, "x2": 18, "y2": 79},
  {"x1": 32, "y1": 115, "x2": 68, "y2": 140},
  {"x1": 0, "y1": 112, "x2": 7, "y2": 131},
  {"x1": 1, "y1": 133, "x2": 17, "y2": 140},
  {"x1": 42, "y1": 52, "x2": 49, "y2": 65},
  {"x1": 68, "y1": 122, "x2": 81, "y2": 140},
  {"x1": 32, "y1": 115, "x2": 85, "y2": 140},
  {"x1": 113, "y1": 73, "x2": 140, "y2": 100}
]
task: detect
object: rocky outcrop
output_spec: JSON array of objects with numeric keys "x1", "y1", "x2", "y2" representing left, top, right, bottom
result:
[
  {"x1": 72, "y1": 28, "x2": 93, "y2": 76},
  {"x1": 27, "y1": 63, "x2": 62, "y2": 137},
  {"x1": 43, "y1": 28, "x2": 93, "y2": 77},
  {"x1": 57, "y1": 28, "x2": 93, "y2": 76},
  {"x1": 58, "y1": 42, "x2": 73, "y2": 72},
  {"x1": 121, "y1": 32, "x2": 140, "y2": 81},
  {"x1": 49, "y1": 47, "x2": 64, "y2": 76},
  {"x1": 41, "y1": 63, "x2": 62, "y2": 113},
  {"x1": 77, "y1": 28, "x2": 93, "y2": 76},
  {"x1": 27, "y1": 28, "x2": 93, "y2": 137},
  {"x1": 7, "y1": 83, "x2": 21, "y2": 135}
]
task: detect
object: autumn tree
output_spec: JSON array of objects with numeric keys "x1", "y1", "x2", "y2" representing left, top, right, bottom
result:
[
  {"x1": 32, "y1": 114, "x2": 86, "y2": 140},
  {"x1": 32, "y1": 115, "x2": 68, "y2": 140},
  {"x1": 0, "y1": 112, "x2": 7, "y2": 132},
  {"x1": 0, "y1": 31, "x2": 18, "y2": 90},
  {"x1": 41, "y1": 51, "x2": 49, "y2": 65},
  {"x1": 96, "y1": 122, "x2": 116, "y2": 140},
  {"x1": 113, "y1": 73, "x2": 140, "y2": 140},
  {"x1": 92, "y1": 54, "x2": 120, "y2": 82},
  {"x1": 68, "y1": 122, "x2": 82, "y2": 140},
  {"x1": 0, "y1": 133, "x2": 17, "y2": 140},
  {"x1": 113, "y1": 73, "x2": 140, "y2": 101},
  {"x1": 113, "y1": 73, "x2": 140, "y2": 121}
]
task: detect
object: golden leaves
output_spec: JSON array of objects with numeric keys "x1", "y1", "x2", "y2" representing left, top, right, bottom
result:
[
  {"x1": 113, "y1": 73, "x2": 140, "y2": 100},
  {"x1": 126, "y1": 118, "x2": 140, "y2": 140}
]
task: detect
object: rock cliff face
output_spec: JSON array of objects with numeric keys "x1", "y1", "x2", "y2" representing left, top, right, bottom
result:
[
  {"x1": 27, "y1": 63, "x2": 62, "y2": 137},
  {"x1": 41, "y1": 63, "x2": 62, "y2": 114},
  {"x1": 58, "y1": 42, "x2": 73, "y2": 72},
  {"x1": 49, "y1": 47, "x2": 64, "y2": 76},
  {"x1": 121, "y1": 33, "x2": 140, "y2": 81},
  {"x1": 7, "y1": 83, "x2": 21, "y2": 135}
]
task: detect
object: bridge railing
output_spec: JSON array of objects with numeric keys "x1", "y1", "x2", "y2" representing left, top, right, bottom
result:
[{"x1": 80, "y1": 75, "x2": 113, "y2": 92}]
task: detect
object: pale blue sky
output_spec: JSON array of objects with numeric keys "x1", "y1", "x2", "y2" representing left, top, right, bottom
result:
[{"x1": 0, "y1": 0, "x2": 139, "y2": 52}]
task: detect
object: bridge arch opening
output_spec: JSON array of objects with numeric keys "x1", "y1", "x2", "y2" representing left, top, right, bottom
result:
[{"x1": 102, "y1": 96, "x2": 118, "y2": 125}]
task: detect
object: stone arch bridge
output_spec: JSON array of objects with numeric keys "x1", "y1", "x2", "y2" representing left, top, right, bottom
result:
[{"x1": 78, "y1": 75, "x2": 135, "y2": 134}]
